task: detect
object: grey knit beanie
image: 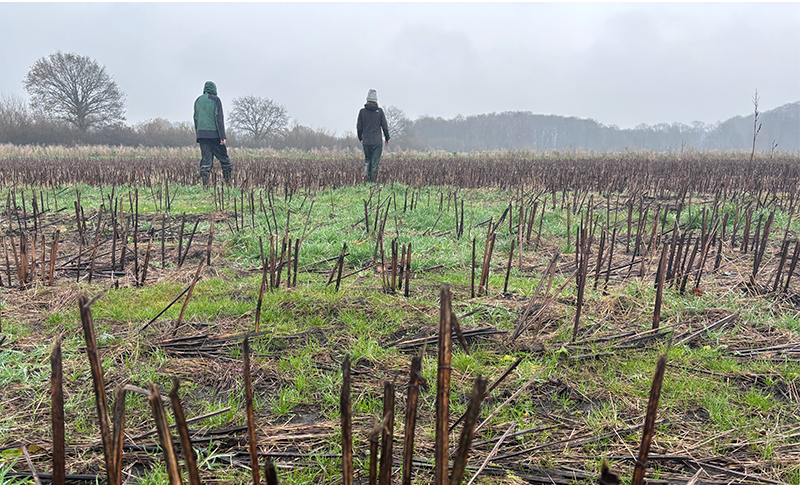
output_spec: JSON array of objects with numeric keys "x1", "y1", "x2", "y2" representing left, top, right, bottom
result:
[{"x1": 367, "y1": 89, "x2": 378, "y2": 103}]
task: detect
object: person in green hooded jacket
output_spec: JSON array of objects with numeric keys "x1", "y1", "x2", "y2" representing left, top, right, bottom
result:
[{"x1": 194, "y1": 81, "x2": 232, "y2": 187}]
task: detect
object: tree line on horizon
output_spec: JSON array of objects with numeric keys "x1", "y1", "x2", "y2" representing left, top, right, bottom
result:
[
  {"x1": 403, "y1": 102, "x2": 799, "y2": 153},
  {"x1": 1, "y1": 51, "x2": 798, "y2": 153}
]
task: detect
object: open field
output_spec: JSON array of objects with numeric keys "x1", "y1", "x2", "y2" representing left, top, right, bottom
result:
[{"x1": 0, "y1": 147, "x2": 799, "y2": 485}]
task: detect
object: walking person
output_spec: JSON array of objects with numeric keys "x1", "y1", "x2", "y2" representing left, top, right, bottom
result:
[
  {"x1": 194, "y1": 81, "x2": 232, "y2": 187},
  {"x1": 357, "y1": 89, "x2": 390, "y2": 183}
]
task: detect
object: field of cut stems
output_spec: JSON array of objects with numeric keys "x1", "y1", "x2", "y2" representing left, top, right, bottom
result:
[{"x1": 0, "y1": 145, "x2": 799, "y2": 485}]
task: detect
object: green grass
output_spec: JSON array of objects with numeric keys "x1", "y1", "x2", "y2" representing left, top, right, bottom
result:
[{"x1": 1, "y1": 181, "x2": 799, "y2": 484}]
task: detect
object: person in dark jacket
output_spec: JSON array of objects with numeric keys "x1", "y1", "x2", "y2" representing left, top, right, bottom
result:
[
  {"x1": 356, "y1": 89, "x2": 390, "y2": 183},
  {"x1": 194, "y1": 81, "x2": 232, "y2": 187}
]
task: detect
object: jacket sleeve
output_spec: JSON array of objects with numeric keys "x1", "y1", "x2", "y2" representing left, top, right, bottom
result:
[
  {"x1": 380, "y1": 109, "x2": 390, "y2": 141},
  {"x1": 356, "y1": 110, "x2": 363, "y2": 142},
  {"x1": 193, "y1": 98, "x2": 198, "y2": 131},
  {"x1": 215, "y1": 97, "x2": 227, "y2": 140}
]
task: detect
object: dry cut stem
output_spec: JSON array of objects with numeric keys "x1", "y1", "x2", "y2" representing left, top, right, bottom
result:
[
  {"x1": 243, "y1": 337, "x2": 261, "y2": 485},
  {"x1": 50, "y1": 335, "x2": 65, "y2": 485},
  {"x1": 435, "y1": 285, "x2": 453, "y2": 485},
  {"x1": 631, "y1": 354, "x2": 668, "y2": 485}
]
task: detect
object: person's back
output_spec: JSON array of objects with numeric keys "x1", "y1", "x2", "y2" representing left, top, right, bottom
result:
[
  {"x1": 358, "y1": 103, "x2": 387, "y2": 145},
  {"x1": 194, "y1": 81, "x2": 226, "y2": 141},
  {"x1": 357, "y1": 89, "x2": 390, "y2": 183},
  {"x1": 193, "y1": 81, "x2": 231, "y2": 186}
]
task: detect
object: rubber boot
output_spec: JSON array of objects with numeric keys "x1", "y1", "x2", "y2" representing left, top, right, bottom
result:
[
  {"x1": 223, "y1": 169, "x2": 232, "y2": 185},
  {"x1": 201, "y1": 173, "x2": 209, "y2": 189}
]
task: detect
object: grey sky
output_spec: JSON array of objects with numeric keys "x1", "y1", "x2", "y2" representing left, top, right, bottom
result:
[{"x1": 1, "y1": 2, "x2": 798, "y2": 136}]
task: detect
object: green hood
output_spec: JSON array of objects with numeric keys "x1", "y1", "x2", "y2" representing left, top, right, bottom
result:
[{"x1": 203, "y1": 81, "x2": 217, "y2": 95}]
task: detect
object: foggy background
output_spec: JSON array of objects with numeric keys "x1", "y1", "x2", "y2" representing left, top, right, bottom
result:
[
  {"x1": 1, "y1": 3, "x2": 798, "y2": 134},
  {"x1": 0, "y1": 3, "x2": 800, "y2": 133}
]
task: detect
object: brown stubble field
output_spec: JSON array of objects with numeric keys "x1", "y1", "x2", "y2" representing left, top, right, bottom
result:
[{"x1": 0, "y1": 146, "x2": 799, "y2": 484}]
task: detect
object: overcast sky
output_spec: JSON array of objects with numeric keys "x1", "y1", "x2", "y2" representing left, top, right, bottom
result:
[{"x1": 1, "y1": 2, "x2": 798, "y2": 136}]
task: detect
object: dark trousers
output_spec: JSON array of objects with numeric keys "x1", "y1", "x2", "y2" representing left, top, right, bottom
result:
[
  {"x1": 199, "y1": 139, "x2": 232, "y2": 178},
  {"x1": 363, "y1": 143, "x2": 382, "y2": 182}
]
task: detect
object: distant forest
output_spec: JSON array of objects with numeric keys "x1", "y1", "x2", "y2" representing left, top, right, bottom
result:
[
  {"x1": 401, "y1": 101, "x2": 800, "y2": 153},
  {"x1": 0, "y1": 92, "x2": 797, "y2": 153}
]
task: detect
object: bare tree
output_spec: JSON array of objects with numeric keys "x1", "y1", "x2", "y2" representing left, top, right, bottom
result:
[
  {"x1": 0, "y1": 93, "x2": 34, "y2": 142},
  {"x1": 384, "y1": 105, "x2": 413, "y2": 144},
  {"x1": 230, "y1": 95, "x2": 289, "y2": 145},
  {"x1": 135, "y1": 118, "x2": 196, "y2": 147},
  {"x1": 750, "y1": 89, "x2": 762, "y2": 163},
  {"x1": 24, "y1": 51, "x2": 126, "y2": 131}
]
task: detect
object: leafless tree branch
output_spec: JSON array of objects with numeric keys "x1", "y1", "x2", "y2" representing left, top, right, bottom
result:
[{"x1": 24, "y1": 51, "x2": 126, "y2": 131}]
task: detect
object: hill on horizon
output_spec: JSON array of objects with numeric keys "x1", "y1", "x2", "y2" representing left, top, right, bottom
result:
[{"x1": 401, "y1": 101, "x2": 800, "y2": 153}]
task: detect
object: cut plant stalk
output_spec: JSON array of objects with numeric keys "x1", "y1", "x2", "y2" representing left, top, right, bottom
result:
[
  {"x1": 465, "y1": 422, "x2": 516, "y2": 485},
  {"x1": 138, "y1": 232, "x2": 153, "y2": 285},
  {"x1": 139, "y1": 283, "x2": 194, "y2": 333},
  {"x1": 784, "y1": 240, "x2": 800, "y2": 292},
  {"x1": 21, "y1": 444, "x2": 42, "y2": 485},
  {"x1": 435, "y1": 285, "x2": 453, "y2": 485},
  {"x1": 172, "y1": 261, "x2": 204, "y2": 336},
  {"x1": 263, "y1": 460, "x2": 279, "y2": 485},
  {"x1": 243, "y1": 337, "x2": 261, "y2": 485},
  {"x1": 269, "y1": 235, "x2": 276, "y2": 289},
  {"x1": 147, "y1": 382, "x2": 182, "y2": 485},
  {"x1": 402, "y1": 355, "x2": 424, "y2": 485},
  {"x1": 88, "y1": 207, "x2": 104, "y2": 283},
  {"x1": 593, "y1": 228, "x2": 607, "y2": 290},
  {"x1": 653, "y1": 244, "x2": 668, "y2": 330},
  {"x1": 391, "y1": 238, "x2": 398, "y2": 293},
  {"x1": 255, "y1": 249, "x2": 270, "y2": 333},
  {"x1": 341, "y1": 355, "x2": 353, "y2": 485},
  {"x1": 631, "y1": 354, "x2": 667, "y2": 485},
  {"x1": 404, "y1": 242, "x2": 411, "y2": 297},
  {"x1": 679, "y1": 237, "x2": 701, "y2": 294},
  {"x1": 176, "y1": 212, "x2": 186, "y2": 265},
  {"x1": 450, "y1": 355, "x2": 523, "y2": 433},
  {"x1": 449, "y1": 375, "x2": 487, "y2": 485},
  {"x1": 477, "y1": 222, "x2": 492, "y2": 295},
  {"x1": 693, "y1": 225, "x2": 717, "y2": 290},
  {"x1": 292, "y1": 238, "x2": 300, "y2": 287},
  {"x1": 50, "y1": 335, "x2": 65, "y2": 485},
  {"x1": 666, "y1": 222, "x2": 679, "y2": 282},
  {"x1": 450, "y1": 311, "x2": 470, "y2": 356},
  {"x1": 751, "y1": 211, "x2": 775, "y2": 287},
  {"x1": 478, "y1": 232, "x2": 496, "y2": 296},
  {"x1": 378, "y1": 380, "x2": 395, "y2": 485},
  {"x1": 78, "y1": 294, "x2": 116, "y2": 485},
  {"x1": 179, "y1": 218, "x2": 200, "y2": 267},
  {"x1": 572, "y1": 223, "x2": 591, "y2": 342},
  {"x1": 503, "y1": 239, "x2": 515, "y2": 294},
  {"x1": 518, "y1": 270, "x2": 577, "y2": 338},
  {"x1": 49, "y1": 230, "x2": 59, "y2": 286},
  {"x1": 513, "y1": 252, "x2": 558, "y2": 341},
  {"x1": 168, "y1": 378, "x2": 201, "y2": 485},
  {"x1": 110, "y1": 386, "x2": 126, "y2": 485},
  {"x1": 160, "y1": 214, "x2": 167, "y2": 269},
  {"x1": 133, "y1": 189, "x2": 139, "y2": 281},
  {"x1": 472, "y1": 373, "x2": 540, "y2": 438},
  {"x1": 398, "y1": 243, "x2": 406, "y2": 291},
  {"x1": 284, "y1": 238, "x2": 292, "y2": 289},
  {"x1": 368, "y1": 418, "x2": 382, "y2": 485},
  {"x1": 470, "y1": 237, "x2": 476, "y2": 298},
  {"x1": 206, "y1": 216, "x2": 214, "y2": 266},
  {"x1": 335, "y1": 242, "x2": 347, "y2": 292},
  {"x1": 327, "y1": 243, "x2": 347, "y2": 286}
]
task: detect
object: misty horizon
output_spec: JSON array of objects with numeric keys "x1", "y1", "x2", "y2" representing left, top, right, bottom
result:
[{"x1": 0, "y1": 2, "x2": 797, "y2": 137}]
